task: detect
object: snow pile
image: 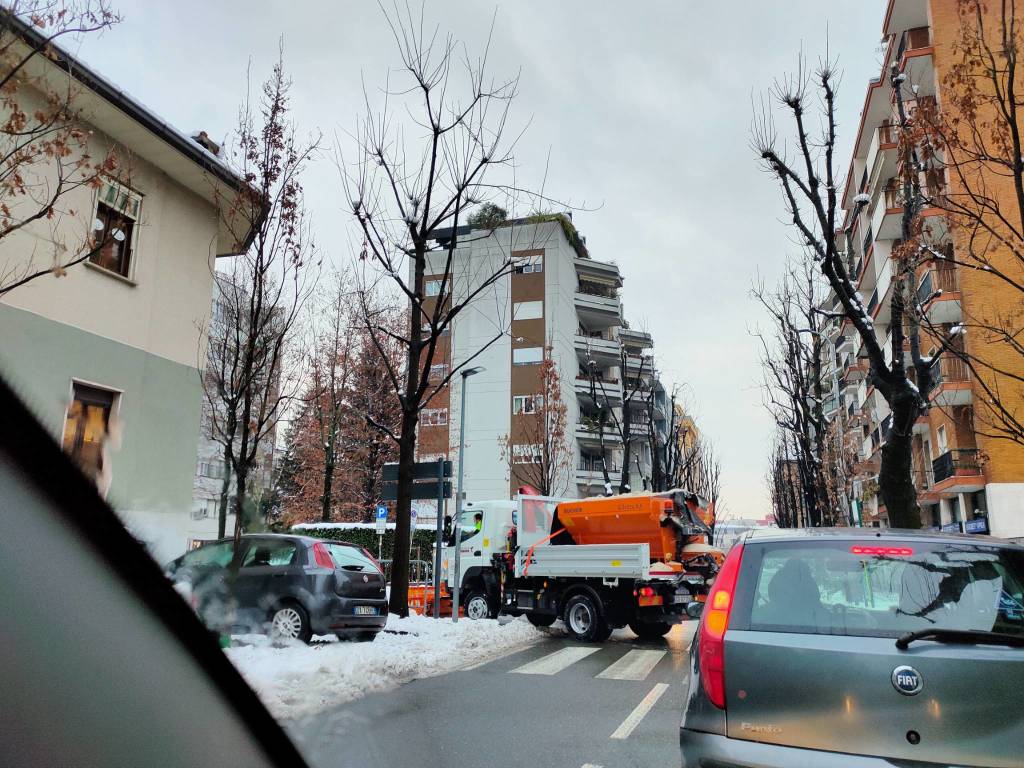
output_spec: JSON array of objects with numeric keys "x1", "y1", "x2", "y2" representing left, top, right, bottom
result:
[{"x1": 225, "y1": 614, "x2": 541, "y2": 720}]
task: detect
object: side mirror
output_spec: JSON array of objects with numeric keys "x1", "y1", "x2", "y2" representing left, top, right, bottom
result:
[{"x1": 686, "y1": 601, "x2": 704, "y2": 619}]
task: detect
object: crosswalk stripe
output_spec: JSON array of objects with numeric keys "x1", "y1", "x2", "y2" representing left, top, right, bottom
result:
[
  {"x1": 580, "y1": 764, "x2": 603, "y2": 768},
  {"x1": 510, "y1": 646, "x2": 599, "y2": 675},
  {"x1": 610, "y1": 683, "x2": 670, "y2": 739},
  {"x1": 595, "y1": 649, "x2": 666, "y2": 681}
]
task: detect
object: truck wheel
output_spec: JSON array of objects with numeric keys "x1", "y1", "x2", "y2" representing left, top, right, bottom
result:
[
  {"x1": 629, "y1": 621, "x2": 671, "y2": 640},
  {"x1": 465, "y1": 591, "x2": 496, "y2": 620},
  {"x1": 563, "y1": 594, "x2": 609, "y2": 643},
  {"x1": 526, "y1": 613, "x2": 556, "y2": 628}
]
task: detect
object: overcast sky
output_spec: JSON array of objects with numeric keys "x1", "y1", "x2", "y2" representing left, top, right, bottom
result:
[{"x1": 76, "y1": 1, "x2": 888, "y2": 519}]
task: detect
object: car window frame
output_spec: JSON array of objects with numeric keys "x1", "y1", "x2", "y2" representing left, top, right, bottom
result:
[{"x1": 729, "y1": 538, "x2": 1024, "y2": 638}]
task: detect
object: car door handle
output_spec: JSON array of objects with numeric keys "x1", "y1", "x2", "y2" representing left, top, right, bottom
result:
[
  {"x1": 473, "y1": 551, "x2": 481, "y2": 556},
  {"x1": 271, "y1": 573, "x2": 286, "y2": 578}
]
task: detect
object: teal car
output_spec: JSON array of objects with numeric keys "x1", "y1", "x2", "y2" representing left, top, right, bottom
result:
[{"x1": 680, "y1": 528, "x2": 1024, "y2": 767}]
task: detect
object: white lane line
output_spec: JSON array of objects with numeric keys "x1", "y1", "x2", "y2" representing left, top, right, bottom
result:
[
  {"x1": 510, "y1": 646, "x2": 600, "y2": 675},
  {"x1": 596, "y1": 649, "x2": 666, "y2": 681},
  {"x1": 580, "y1": 764, "x2": 603, "y2": 768},
  {"x1": 610, "y1": 683, "x2": 670, "y2": 739}
]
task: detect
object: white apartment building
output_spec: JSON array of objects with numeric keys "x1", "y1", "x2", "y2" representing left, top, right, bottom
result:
[
  {"x1": 0, "y1": 18, "x2": 257, "y2": 562},
  {"x1": 414, "y1": 215, "x2": 670, "y2": 506}
]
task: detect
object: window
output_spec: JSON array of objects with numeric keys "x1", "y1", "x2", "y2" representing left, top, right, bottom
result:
[
  {"x1": 421, "y1": 408, "x2": 448, "y2": 426},
  {"x1": 326, "y1": 544, "x2": 382, "y2": 573},
  {"x1": 513, "y1": 394, "x2": 543, "y2": 414},
  {"x1": 90, "y1": 181, "x2": 141, "y2": 278},
  {"x1": 425, "y1": 279, "x2": 442, "y2": 296},
  {"x1": 181, "y1": 540, "x2": 236, "y2": 568},
  {"x1": 241, "y1": 540, "x2": 298, "y2": 568},
  {"x1": 937, "y1": 425, "x2": 948, "y2": 454},
  {"x1": 62, "y1": 383, "x2": 115, "y2": 482},
  {"x1": 429, "y1": 363, "x2": 449, "y2": 382},
  {"x1": 198, "y1": 460, "x2": 225, "y2": 479},
  {"x1": 513, "y1": 347, "x2": 543, "y2": 366},
  {"x1": 513, "y1": 254, "x2": 543, "y2": 274},
  {"x1": 512, "y1": 443, "x2": 543, "y2": 464},
  {"x1": 741, "y1": 542, "x2": 1024, "y2": 639},
  {"x1": 513, "y1": 300, "x2": 543, "y2": 320}
]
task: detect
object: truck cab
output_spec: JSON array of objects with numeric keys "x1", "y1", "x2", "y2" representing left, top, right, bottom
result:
[{"x1": 441, "y1": 500, "x2": 516, "y2": 619}]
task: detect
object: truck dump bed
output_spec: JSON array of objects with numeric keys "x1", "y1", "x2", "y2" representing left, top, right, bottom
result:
[{"x1": 555, "y1": 494, "x2": 677, "y2": 561}]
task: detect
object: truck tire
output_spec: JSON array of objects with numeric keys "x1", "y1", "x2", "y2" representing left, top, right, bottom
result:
[
  {"x1": 526, "y1": 613, "x2": 556, "y2": 628},
  {"x1": 629, "y1": 620, "x2": 672, "y2": 640},
  {"x1": 563, "y1": 593, "x2": 610, "y2": 643},
  {"x1": 465, "y1": 590, "x2": 497, "y2": 620}
]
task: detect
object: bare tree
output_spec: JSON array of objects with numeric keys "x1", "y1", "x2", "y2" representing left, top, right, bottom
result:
[
  {"x1": 341, "y1": 7, "x2": 555, "y2": 616},
  {"x1": 0, "y1": 3, "x2": 125, "y2": 296},
  {"x1": 501, "y1": 345, "x2": 573, "y2": 496},
  {"x1": 752, "y1": 258, "x2": 845, "y2": 525},
  {"x1": 204, "y1": 56, "x2": 319, "y2": 540},
  {"x1": 754, "y1": 55, "x2": 942, "y2": 527}
]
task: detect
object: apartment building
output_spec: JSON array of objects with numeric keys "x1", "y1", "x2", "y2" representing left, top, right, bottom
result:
[
  {"x1": 828, "y1": 0, "x2": 1024, "y2": 539},
  {"x1": 414, "y1": 215, "x2": 670, "y2": 508},
  {"x1": 0, "y1": 19, "x2": 256, "y2": 561}
]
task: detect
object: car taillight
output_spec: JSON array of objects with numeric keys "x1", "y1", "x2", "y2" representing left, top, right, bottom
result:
[
  {"x1": 313, "y1": 542, "x2": 335, "y2": 569},
  {"x1": 639, "y1": 586, "x2": 655, "y2": 597},
  {"x1": 699, "y1": 543, "x2": 744, "y2": 710}
]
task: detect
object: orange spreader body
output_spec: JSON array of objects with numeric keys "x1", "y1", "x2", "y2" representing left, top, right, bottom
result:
[{"x1": 556, "y1": 494, "x2": 680, "y2": 561}]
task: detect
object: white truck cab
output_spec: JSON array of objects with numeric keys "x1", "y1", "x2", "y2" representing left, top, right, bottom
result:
[{"x1": 441, "y1": 499, "x2": 517, "y2": 619}]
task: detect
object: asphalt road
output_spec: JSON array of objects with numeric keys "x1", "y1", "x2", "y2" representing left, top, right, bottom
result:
[{"x1": 287, "y1": 621, "x2": 697, "y2": 768}]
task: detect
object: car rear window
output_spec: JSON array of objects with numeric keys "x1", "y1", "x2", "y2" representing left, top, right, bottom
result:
[
  {"x1": 326, "y1": 544, "x2": 381, "y2": 573},
  {"x1": 735, "y1": 540, "x2": 1024, "y2": 638}
]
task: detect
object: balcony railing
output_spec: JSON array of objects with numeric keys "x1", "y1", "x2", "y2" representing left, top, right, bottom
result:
[
  {"x1": 867, "y1": 288, "x2": 879, "y2": 315},
  {"x1": 916, "y1": 268, "x2": 958, "y2": 304},
  {"x1": 861, "y1": 224, "x2": 874, "y2": 258},
  {"x1": 933, "y1": 356, "x2": 970, "y2": 386},
  {"x1": 878, "y1": 123, "x2": 896, "y2": 146},
  {"x1": 578, "y1": 459, "x2": 620, "y2": 473},
  {"x1": 932, "y1": 448, "x2": 980, "y2": 484},
  {"x1": 577, "y1": 281, "x2": 618, "y2": 299}
]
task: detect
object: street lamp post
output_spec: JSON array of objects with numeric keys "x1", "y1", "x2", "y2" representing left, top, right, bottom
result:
[
  {"x1": 797, "y1": 327, "x2": 851, "y2": 525},
  {"x1": 452, "y1": 365, "x2": 484, "y2": 623}
]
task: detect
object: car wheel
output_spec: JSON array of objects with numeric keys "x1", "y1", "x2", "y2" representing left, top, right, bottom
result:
[
  {"x1": 465, "y1": 590, "x2": 495, "y2": 620},
  {"x1": 629, "y1": 621, "x2": 672, "y2": 640},
  {"x1": 270, "y1": 603, "x2": 311, "y2": 644},
  {"x1": 526, "y1": 613, "x2": 557, "y2": 628},
  {"x1": 562, "y1": 593, "x2": 609, "y2": 643}
]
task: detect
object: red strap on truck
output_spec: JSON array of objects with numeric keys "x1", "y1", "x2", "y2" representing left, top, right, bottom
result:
[{"x1": 522, "y1": 528, "x2": 566, "y2": 577}]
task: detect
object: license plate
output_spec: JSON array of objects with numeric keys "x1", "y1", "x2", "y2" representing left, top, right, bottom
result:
[
  {"x1": 354, "y1": 606, "x2": 378, "y2": 615},
  {"x1": 672, "y1": 594, "x2": 691, "y2": 604}
]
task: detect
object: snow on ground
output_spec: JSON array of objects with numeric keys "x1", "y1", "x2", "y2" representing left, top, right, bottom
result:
[{"x1": 225, "y1": 614, "x2": 541, "y2": 720}]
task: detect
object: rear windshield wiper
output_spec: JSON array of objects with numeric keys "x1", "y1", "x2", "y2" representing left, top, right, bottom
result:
[{"x1": 896, "y1": 628, "x2": 1024, "y2": 650}]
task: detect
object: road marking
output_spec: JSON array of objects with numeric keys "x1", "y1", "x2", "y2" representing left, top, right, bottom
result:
[
  {"x1": 610, "y1": 682, "x2": 670, "y2": 739},
  {"x1": 596, "y1": 649, "x2": 666, "y2": 681},
  {"x1": 459, "y1": 641, "x2": 537, "y2": 671},
  {"x1": 510, "y1": 646, "x2": 599, "y2": 675},
  {"x1": 580, "y1": 764, "x2": 603, "y2": 768}
]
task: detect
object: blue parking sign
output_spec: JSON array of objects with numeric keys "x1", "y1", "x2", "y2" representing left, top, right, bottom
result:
[{"x1": 376, "y1": 505, "x2": 387, "y2": 521}]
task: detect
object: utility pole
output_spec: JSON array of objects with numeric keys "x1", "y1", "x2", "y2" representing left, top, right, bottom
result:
[{"x1": 452, "y1": 366, "x2": 484, "y2": 622}]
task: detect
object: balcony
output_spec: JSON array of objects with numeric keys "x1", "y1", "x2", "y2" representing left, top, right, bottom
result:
[
  {"x1": 624, "y1": 353, "x2": 655, "y2": 373},
  {"x1": 576, "y1": 422, "x2": 623, "y2": 445},
  {"x1": 897, "y1": 26, "x2": 931, "y2": 64},
  {"x1": 619, "y1": 327, "x2": 653, "y2": 349},
  {"x1": 576, "y1": 465, "x2": 622, "y2": 490},
  {"x1": 575, "y1": 375, "x2": 622, "y2": 403},
  {"x1": 931, "y1": 448, "x2": 984, "y2": 494},
  {"x1": 844, "y1": 357, "x2": 869, "y2": 382},
  {"x1": 574, "y1": 287, "x2": 621, "y2": 327},
  {"x1": 930, "y1": 356, "x2": 972, "y2": 406},
  {"x1": 574, "y1": 256, "x2": 621, "y2": 285},
  {"x1": 574, "y1": 333, "x2": 619, "y2": 362},
  {"x1": 916, "y1": 268, "x2": 961, "y2": 324}
]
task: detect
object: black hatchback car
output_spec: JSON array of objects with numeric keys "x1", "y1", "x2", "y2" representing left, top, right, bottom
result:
[{"x1": 166, "y1": 534, "x2": 388, "y2": 643}]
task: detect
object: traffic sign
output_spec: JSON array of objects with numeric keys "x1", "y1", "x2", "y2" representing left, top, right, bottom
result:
[
  {"x1": 375, "y1": 505, "x2": 387, "y2": 534},
  {"x1": 382, "y1": 460, "x2": 452, "y2": 481},
  {"x1": 381, "y1": 480, "x2": 452, "y2": 500}
]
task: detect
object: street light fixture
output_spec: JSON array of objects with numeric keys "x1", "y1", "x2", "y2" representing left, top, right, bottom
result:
[{"x1": 452, "y1": 366, "x2": 484, "y2": 622}]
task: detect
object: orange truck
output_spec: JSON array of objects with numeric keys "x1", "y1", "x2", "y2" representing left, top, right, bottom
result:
[{"x1": 442, "y1": 489, "x2": 724, "y2": 641}]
